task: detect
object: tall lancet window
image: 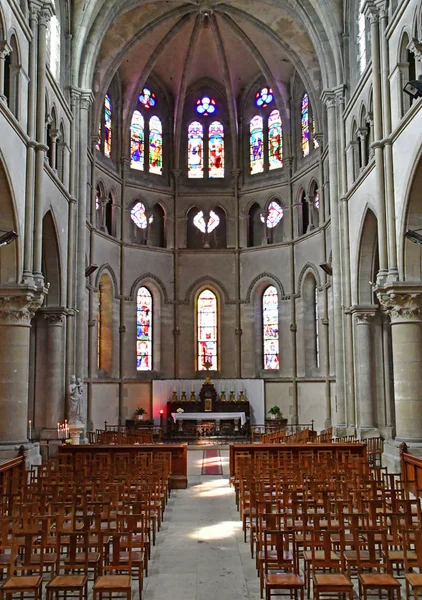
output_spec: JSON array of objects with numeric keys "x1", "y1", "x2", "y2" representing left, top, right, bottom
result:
[
  {"x1": 149, "y1": 115, "x2": 163, "y2": 175},
  {"x1": 104, "y1": 94, "x2": 112, "y2": 158},
  {"x1": 208, "y1": 121, "x2": 224, "y2": 178},
  {"x1": 268, "y1": 110, "x2": 283, "y2": 169},
  {"x1": 130, "y1": 111, "x2": 144, "y2": 171},
  {"x1": 137, "y1": 287, "x2": 152, "y2": 371},
  {"x1": 250, "y1": 115, "x2": 264, "y2": 174},
  {"x1": 197, "y1": 289, "x2": 218, "y2": 371},
  {"x1": 301, "y1": 93, "x2": 310, "y2": 157},
  {"x1": 263, "y1": 286, "x2": 279, "y2": 370},
  {"x1": 188, "y1": 121, "x2": 204, "y2": 178},
  {"x1": 315, "y1": 287, "x2": 320, "y2": 368}
]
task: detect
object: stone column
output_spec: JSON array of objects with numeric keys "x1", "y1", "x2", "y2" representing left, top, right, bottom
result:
[
  {"x1": 172, "y1": 169, "x2": 181, "y2": 379},
  {"x1": 353, "y1": 308, "x2": 377, "y2": 432},
  {"x1": 378, "y1": 285, "x2": 422, "y2": 442},
  {"x1": 49, "y1": 129, "x2": 59, "y2": 171},
  {"x1": 363, "y1": 1, "x2": 388, "y2": 281},
  {"x1": 39, "y1": 308, "x2": 66, "y2": 437},
  {"x1": 0, "y1": 41, "x2": 11, "y2": 103},
  {"x1": 232, "y1": 168, "x2": 242, "y2": 378},
  {"x1": 33, "y1": 4, "x2": 53, "y2": 282},
  {"x1": 357, "y1": 128, "x2": 368, "y2": 168},
  {"x1": 0, "y1": 289, "x2": 45, "y2": 446},
  {"x1": 321, "y1": 89, "x2": 346, "y2": 430}
]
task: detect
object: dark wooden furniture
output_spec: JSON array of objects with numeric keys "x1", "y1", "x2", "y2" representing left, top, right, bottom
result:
[
  {"x1": 229, "y1": 442, "x2": 367, "y2": 480},
  {"x1": 59, "y1": 444, "x2": 188, "y2": 489},
  {"x1": 401, "y1": 444, "x2": 422, "y2": 498}
]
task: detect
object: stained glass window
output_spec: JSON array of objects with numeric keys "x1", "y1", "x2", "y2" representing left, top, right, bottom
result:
[
  {"x1": 131, "y1": 111, "x2": 144, "y2": 171},
  {"x1": 197, "y1": 289, "x2": 217, "y2": 371},
  {"x1": 95, "y1": 187, "x2": 100, "y2": 211},
  {"x1": 149, "y1": 116, "x2": 162, "y2": 175},
  {"x1": 301, "y1": 93, "x2": 310, "y2": 157},
  {"x1": 193, "y1": 210, "x2": 220, "y2": 233},
  {"x1": 188, "y1": 121, "x2": 204, "y2": 178},
  {"x1": 312, "y1": 118, "x2": 319, "y2": 149},
  {"x1": 261, "y1": 201, "x2": 283, "y2": 228},
  {"x1": 263, "y1": 286, "x2": 279, "y2": 370},
  {"x1": 48, "y1": 13, "x2": 60, "y2": 80},
  {"x1": 357, "y1": 0, "x2": 367, "y2": 75},
  {"x1": 255, "y1": 87, "x2": 274, "y2": 107},
  {"x1": 104, "y1": 95, "x2": 112, "y2": 158},
  {"x1": 137, "y1": 287, "x2": 152, "y2": 371},
  {"x1": 250, "y1": 115, "x2": 264, "y2": 174},
  {"x1": 131, "y1": 202, "x2": 152, "y2": 229},
  {"x1": 139, "y1": 87, "x2": 156, "y2": 109},
  {"x1": 314, "y1": 189, "x2": 320, "y2": 209},
  {"x1": 208, "y1": 121, "x2": 224, "y2": 178},
  {"x1": 196, "y1": 96, "x2": 216, "y2": 115},
  {"x1": 268, "y1": 110, "x2": 283, "y2": 170}
]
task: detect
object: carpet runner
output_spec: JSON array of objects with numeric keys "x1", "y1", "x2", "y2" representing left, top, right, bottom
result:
[{"x1": 201, "y1": 449, "x2": 223, "y2": 475}]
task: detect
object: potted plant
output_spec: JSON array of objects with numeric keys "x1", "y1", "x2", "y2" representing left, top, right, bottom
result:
[
  {"x1": 268, "y1": 406, "x2": 282, "y2": 420},
  {"x1": 134, "y1": 407, "x2": 147, "y2": 421}
]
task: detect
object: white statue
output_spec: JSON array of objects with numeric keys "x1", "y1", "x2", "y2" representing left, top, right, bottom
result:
[{"x1": 69, "y1": 374, "x2": 84, "y2": 424}]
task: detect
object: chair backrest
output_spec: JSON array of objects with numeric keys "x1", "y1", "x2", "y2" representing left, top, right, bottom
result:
[
  {"x1": 310, "y1": 529, "x2": 344, "y2": 571},
  {"x1": 102, "y1": 531, "x2": 133, "y2": 574},
  {"x1": 355, "y1": 528, "x2": 386, "y2": 572},
  {"x1": 403, "y1": 529, "x2": 422, "y2": 572},
  {"x1": 263, "y1": 530, "x2": 296, "y2": 573}
]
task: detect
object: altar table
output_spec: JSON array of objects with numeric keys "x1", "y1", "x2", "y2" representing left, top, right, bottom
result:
[{"x1": 171, "y1": 412, "x2": 247, "y2": 426}]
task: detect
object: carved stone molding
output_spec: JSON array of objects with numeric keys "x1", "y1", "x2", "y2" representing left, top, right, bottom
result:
[
  {"x1": 0, "y1": 41, "x2": 12, "y2": 59},
  {"x1": 377, "y1": 284, "x2": 422, "y2": 322},
  {"x1": 0, "y1": 289, "x2": 46, "y2": 325},
  {"x1": 362, "y1": 0, "x2": 379, "y2": 23},
  {"x1": 408, "y1": 38, "x2": 422, "y2": 63},
  {"x1": 355, "y1": 312, "x2": 372, "y2": 325},
  {"x1": 41, "y1": 307, "x2": 67, "y2": 325}
]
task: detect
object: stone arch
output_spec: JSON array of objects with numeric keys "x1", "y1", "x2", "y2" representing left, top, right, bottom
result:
[
  {"x1": 297, "y1": 262, "x2": 321, "y2": 294},
  {"x1": 6, "y1": 32, "x2": 21, "y2": 118},
  {"x1": 301, "y1": 270, "x2": 320, "y2": 373},
  {"x1": 245, "y1": 273, "x2": 286, "y2": 304},
  {"x1": 356, "y1": 207, "x2": 379, "y2": 304},
  {"x1": 94, "y1": 263, "x2": 119, "y2": 298},
  {"x1": 129, "y1": 273, "x2": 169, "y2": 304},
  {"x1": 403, "y1": 151, "x2": 422, "y2": 281},
  {"x1": 97, "y1": 271, "x2": 113, "y2": 374},
  {"x1": 185, "y1": 277, "x2": 230, "y2": 305},
  {"x1": 0, "y1": 153, "x2": 19, "y2": 283},
  {"x1": 41, "y1": 209, "x2": 62, "y2": 305}
]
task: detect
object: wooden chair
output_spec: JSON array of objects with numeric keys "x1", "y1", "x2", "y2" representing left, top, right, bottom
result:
[
  {"x1": 403, "y1": 529, "x2": 422, "y2": 600},
  {"x1": 45, "y1": 531, "x2": 89, "y2": 600},
  {"x1": 356, "y1": 529, "x2": 401, "y2": 600},
  {"x1": 309, "y1": 529, "x2": 353, "y2": 600},
  {"x1": 0, "y1": 534, "x2": 43, "y2": 600},
  {"x1": 263, "y1": 530, "x2": 304, "y2": 600},
  {"x1": 92, "y1": 532, "x2": 139, "y2": 600}
]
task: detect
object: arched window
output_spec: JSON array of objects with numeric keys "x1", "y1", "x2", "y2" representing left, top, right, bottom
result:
[
  {"x1": 104, "y1": 94, "x2": 112, "y2": 158},
  {"x1": 300, "y1": 191, "x2": 309, "y2": 235},
  {"x1": 208, "y1": 121, "x2": 224, "y2": 178},
  {"x1": 130, "y1": 111, "x2": 144, "y2": 171},
  {"x1": 105, "y1": 193, "x2": 113, "y2": 236},
  {"x1": 263, "y1": 286, "x2": 279, "y2": 370},
  {"x1": 301, "y1": 93, "x2": 310, "y2": 157},
  {"x1": 130, "y1": 87, "x2": 164, "y2": 176},
  {"x1": 249, "y1": 87, "x2": 283, "y2": 175},
  {"x1": 188, "y1": 121, "x2": 204, "y2": 178},
  {"x1": 97, "y1": 273, "x2": 113, "y2": 374},
  {"x1": 131, "y1": 201, "x2": 152, "y2": 244},
  {"x1": 250, "y1": 115, "x2": 264, "y2": 174},
  {"x1": 268, "y1": 110, "x2": 283, "y2": 169},
  {"x1": 6, "y1": 35, "x2": 20, "y2": 118},
  {"x1": 188, "y1": 207, "x2": 226, "y2": 249},
  {"x1": 303, "y1": 274, "x2": 319, "y2": 372},
  {"x1": 197, "y1": 289, "x2": 218, "y2": 371},
  {"x1": 149, "y1": 204, "x2": 166, "y2": 248},
  {"x1": 248, "y1": 203, "x2": 262, "y2": 247},
  {"x1": 137, "y1": 287, "x2": 152, "y2": 371}
]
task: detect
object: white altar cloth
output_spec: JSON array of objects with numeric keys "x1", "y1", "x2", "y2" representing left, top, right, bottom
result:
[{"x1": 171, "y1": 412, "x2": 247, "y2": 426}]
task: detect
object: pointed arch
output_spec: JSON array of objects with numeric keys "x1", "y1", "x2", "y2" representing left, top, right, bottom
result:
[
  {"x1": 297, "y1": 262, "x2": 322, "y2": 293},
  {"x1": 136, "y1": 286, "x2": 153, "y2": 371},
  {"x1": 42, "y1": 209, "x2": 62, "y2": 305},
  {"x1": 95, "y1": 264, "x2": 119, "y2": 298},
  {"x1": 0, "y1": 153, "x2": 19, "y2": 283},
  {"x1": 97, "y1": 272, "x2": 113, "y2": 374},
  {"x1": 245, "y1": 273, "x2": 286, "y2": 304},
  {"x1": 248, "y1": 202, "x2": 262, "y2": 248},
  {"x1": 196, "y1": 288, "x2": 218, "y2": 371},
  {"x1": 357, "y1": 208, "x2": 379, "y2": 304}
]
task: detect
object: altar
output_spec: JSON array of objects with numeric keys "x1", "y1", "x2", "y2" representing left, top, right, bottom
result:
[{"x1": 171, "y1": 411, "x2": 247, "y2": 434}]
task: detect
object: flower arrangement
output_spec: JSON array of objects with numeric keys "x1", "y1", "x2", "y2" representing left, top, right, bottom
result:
[
  {"x1": 135, "y1": 407, "x2": 146, "y2": 415},
  {"x1": 176, "y1": 408, "x2": 184, "y2": 413},
  {"x1": 268, "y1": 406, "x2": 282, "y2": 417}
]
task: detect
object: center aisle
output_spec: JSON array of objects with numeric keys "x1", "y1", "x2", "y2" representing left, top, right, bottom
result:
[{"x1": 143, "y1": 448, "x2": 260, "y2": 600}]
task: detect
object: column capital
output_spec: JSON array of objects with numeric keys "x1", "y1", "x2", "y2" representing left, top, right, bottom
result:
[
  {"x1": 0, "y1": 287, "x2": 46, "y2": 325},
  {"x1": 314, "y1": 132, "x2": 324, "y2": 146},
  {"x1": 362, "y1": 0, "x2": 379, "y2": 23},
  {"x1": 38, "y1": 3, "x2": 54, "y2": 27},
  {"x1": 79, "y1": 90, "x2": 95, "y2": 111},
  {"x1": 351, "y1": 305, "x2": 378, "y2": 323},
  {"x1": 407, "y1": 37, "x2": 422, "y2": 63},
  {"x1": 376, "y1": 283, "x2": 422, "y2": 322},
  {"x1": 320, "y1": 89, "x2": 336, "y2": 109},
  {"x1": 40, "y1": 306, "x2": 68, "y2": 325},
  {"x1": 357, "y1": 127, "x2": 368, "y2": 140},
  {"x1": 0, "y1": 41, "x2": 11, "y2": 59}
]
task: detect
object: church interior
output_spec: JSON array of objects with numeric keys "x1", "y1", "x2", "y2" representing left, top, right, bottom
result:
[{"x1": 1, "y1": 0, "x2": 422, "y2": 597}]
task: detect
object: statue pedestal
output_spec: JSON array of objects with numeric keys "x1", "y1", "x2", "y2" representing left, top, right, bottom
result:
[{"x1": 68, "y1": 424, "x2": 84, "y2": 445}]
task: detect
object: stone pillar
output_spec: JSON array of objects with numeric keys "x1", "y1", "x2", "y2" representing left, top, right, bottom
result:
[
  {"x1": 357, "y1": 128, "x2": 368, "y2": 168},
  {"x1": 0, "y1": 41, "x2": 11, "y2": 103},
  {"x1": 39, "y1": 308, "x2": 66, "y2": 437},
  {"x1": 353, "y1": 308, "x2": 377, "y2": 432},
  {"x1": 363, "y1": 1, "x2": 388, "y2": 281},
  {"x1": 231, "y1": 168, "x2": 242, "y2": 378},
  {"x1": 0, "y1": 289, "x2": 45, "y2": 446},
  {"x1": 172, "y1": 169, "x2": 182, "y2": 379},
  {"x1": 321, "y1": 89, "x2": 346, "y2": 430},
  {"x1": 49, "y1": 129, "x2": 59, "y2": 171},
  {"x1": 378, "y1": 285, "x2": 422, "y2": 442}
]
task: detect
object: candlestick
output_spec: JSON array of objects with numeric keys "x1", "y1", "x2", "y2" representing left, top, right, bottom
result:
[
  {"x1": 28, "y1": 420, "x2": 32, "y2": 440},
  {"x1": 57, "y1": 422, "x2": 60, "y2": 439}
]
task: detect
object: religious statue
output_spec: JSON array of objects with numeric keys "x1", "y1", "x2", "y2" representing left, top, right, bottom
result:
[{"x1": 69, "y1": 375, "x2": 84, "y2": 425}]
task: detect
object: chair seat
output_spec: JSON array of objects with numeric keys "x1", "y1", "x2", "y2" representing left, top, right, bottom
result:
[
  {"x1": 93, "y1": 575, "x2": 131, "y2": 590},
  {"x1": 2, "y1": 575, "x2": 42, "y2": 590},
  {"x1": 303, "y1": 550, "x2": 339, "y2": 561},
  {"x1": 388, "y1": 550, "x2": 417, "y2": 561},
  {"x1": 47, "y1": 575, "x2": 87, "y2": 588},
  {"x1": 266, "y1": 573, "x2": 304, "y2": 588},
  {"x1": 67, "y1": 551, "x2": 100, "y2": 563},
  {"x1": 406, "y1": 573, "x2": 422, "y2": 587},
  {"x1": 259, "y1": 550, "x2": 292, "y2": 561},
  {"x1": 314, "y1": 573, "x2": 353, "y2": 588},
  {"x1": 359, "y1": 573, "x2": 401, "y2": 587}
]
